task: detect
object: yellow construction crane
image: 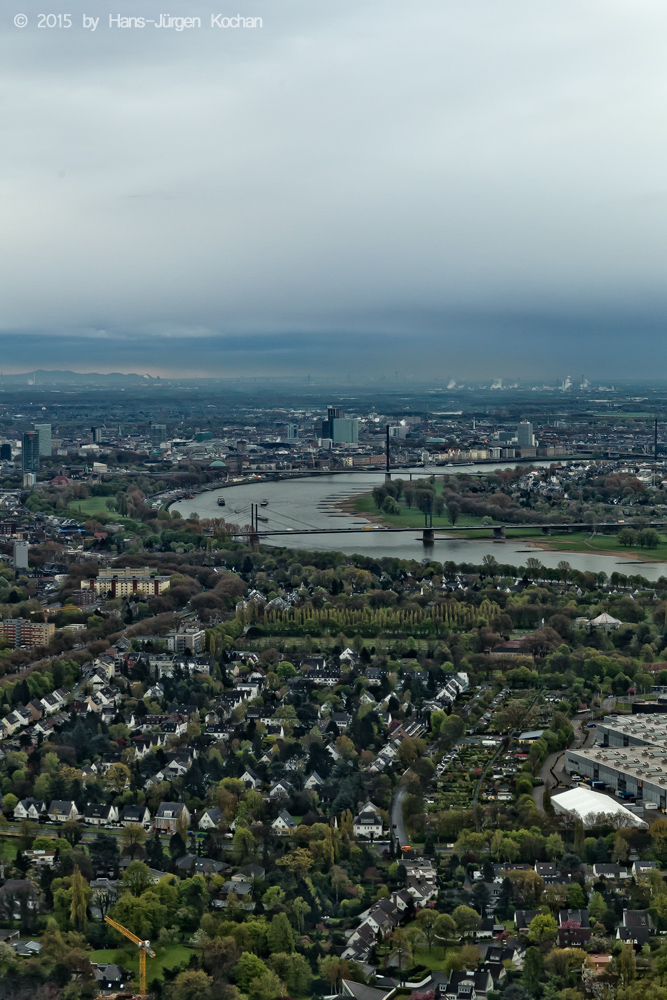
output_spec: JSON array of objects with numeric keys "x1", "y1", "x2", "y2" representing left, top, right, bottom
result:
[{"x1": 104, "y1": 915, "x2": 156, "y2": 996}]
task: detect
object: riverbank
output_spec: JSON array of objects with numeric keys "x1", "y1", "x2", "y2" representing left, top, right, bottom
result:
[{"x1": 343, "y1": 490, "x2": 667, "y2": 565}]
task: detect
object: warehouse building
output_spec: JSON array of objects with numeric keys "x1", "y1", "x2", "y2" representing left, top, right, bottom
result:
[
  {"x1": 595, "y1": 716, "x2": 667, "y2": 749},
  {"x1": 565, "y1": 743, "x2": 667, "y2": 810}
]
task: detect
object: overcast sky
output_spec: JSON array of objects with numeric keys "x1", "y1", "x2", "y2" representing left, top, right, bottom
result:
[{"x1": 2, "y1": 0, "x2": 667, "y2": 380}]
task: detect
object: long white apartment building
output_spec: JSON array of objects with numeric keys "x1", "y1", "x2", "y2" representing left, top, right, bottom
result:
[{"x1": 565, "y1": 715, "x2": 667, "y2": 809}]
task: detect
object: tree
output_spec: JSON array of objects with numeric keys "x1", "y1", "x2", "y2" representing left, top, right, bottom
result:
[
  {"x1": 589, "y1": 891, "x2": 607, "y2": 923},
  {"x1": 452, "y1": 904, "x2": 481, "y2": 939},
  {"x1": 248, "y1": 970, "x2": 285, "y2": 1000},
  {"x1": 291, "y1": 895, "x2": 310, "y2": 934},
  {"x1": 416, "y1": 908, "x2": 439, "y2": 951},
  {"x1": 90, "y1": 833, "x2": 121, "y2": 875},
  {"x1": 262, "y1": 886, "x2": 286, "y2": 911},
  {"x1": 110, "y1": 891, "x2": 168, "y2": 940},
  {"x1": 268, "y1": 953, "x2": 311, "y2": 994},
  {"x1": 275, "y1": 847, "x2": 314, "y2": 879},
  {"x1": 122, "y1": 861, "x2": 153, "y2": 897},
  {"x1": 233, "y1": 826, "x2": 257, "y2": 864},
  {"x1": 650, "y1": 819, "x2": 667, "y2": 862},
  {"x1": 267, "y1": 912, "x2": 295, "y2": 954},
  {"x1": 69, "y1": 866, "x2": 88, "y2": 931},
  {"x1": 522, "y1": 946, "x2": 544, "y2": 994},
  {"x1": 121, "y1": 824, "x2": 147, "y2": 859},
  {"x1": 107, "y1": 763, "x2": 131, "y2": 793},
  {"x1": 167, "y1": 969, "x2": 213, "y2": 1000},
  {"x1": 389, "y1": 927, "x2": 416, "y2": 970},
  {"x1": 435, "y1": 912, "x2": 457, "y2": 943},
  {"x1": 235, "y1": 953, "x2": 269, "y2": 992},
  {"x1": 472, "y1": 881, "x2": 491, "y2": 917},
  {"x1": 545, "y1": 833, "x2": 564, "y2": 860},
  {"x1": 62, "y1": 820, "x2": 83, "y2": 847},
  {"x1": 330, "y1": 864, "x2": 352, "y2": 902},
  {"x1": 528, "y1": 913, "x2": 557, "y2": 947},
  {"x1": 447, "y1": 502, "x2": 461, "y2": 526},
  {"x1": 18, "y1": 820, "x2": 36, "y2": 851},
  {"x1": 619, "y1": 943, "x2": 636, "y2": 986},
  {"x1": 612, "y1": 832, "x2": 629, "y2": 864},
  {"x1": 319, "y1": 956, "x2": 350, "y2": 994}
]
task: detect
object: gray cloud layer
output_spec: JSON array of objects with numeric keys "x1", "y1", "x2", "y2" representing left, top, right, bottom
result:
[{"x1": 2, "y1": 0, "x2": 667, "y2": 377}]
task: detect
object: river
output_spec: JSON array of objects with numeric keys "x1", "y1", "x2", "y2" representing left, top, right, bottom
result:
[{"x1": 171, "y1": 465, "x2": 667, "y2": 580}]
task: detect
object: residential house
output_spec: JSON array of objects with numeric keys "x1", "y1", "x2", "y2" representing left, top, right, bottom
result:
[
  {"x1": 514, "y1": 910, "x2": 539, "y2": 932},
  {"x1": 198, "y1": 807, "x2": 223, "y2": 830},
  {"x1": 154, "y1": 802, "x2": 190, "y2": 832},
  {"x1": 353, "y1": 801, "x2": 384, "y2": 840},
  {"x1": 271, "y1": 810, "x2": 296, "y2": 835},
  {"x1": 240, "y1": 767, "x2": 261, "y2": 789},
  {"x1": 120, "y1": 804, "x2": 151, "y2": 827},
  {"x1": 84, "y1": 803, "x2": 120, "y2": 826},
  {"x1": 439, "y1": 969, "x2": 494, "y2": 1000},
  {"x1": 48, "y1": 800, "x2": 81, "y2": 823},
  {"x1": 617, "y1": 910, "x2": 653, "y2": 948},
  {"x1": 269, "y1": 779, "x2": 292, "y2": 800},
  {"x1": 13, "y1": 798, "x2": 47, "y2": 822},
  {"x1": 557, "y1": 909, "x2": 591, "y2": 948}
]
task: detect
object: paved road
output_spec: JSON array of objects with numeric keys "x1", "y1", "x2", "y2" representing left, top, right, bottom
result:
[
  {"x1": 533, "y1": 714, "x2": 595, "y2": 809},
  {"x1": 390, "y1": 786, "x2": 409, "y2": 849},
  {"x1": 472, "y1": 742, "x2": 504, "y2": 821}
]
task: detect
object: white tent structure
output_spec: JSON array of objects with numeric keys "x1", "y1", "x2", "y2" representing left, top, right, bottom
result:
[{"x1": 551, "y1": 787, "x2": 648, "y2": 829}]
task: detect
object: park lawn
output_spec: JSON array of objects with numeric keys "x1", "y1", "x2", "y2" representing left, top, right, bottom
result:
[
  {"x1": 0, "y1": 839, "x2": 18, "y2": 863},
  {"x1": 353, "y1": 488, "x2": 667, "y2": 560},
  {"x1": 351, "y1": 491, "x2": 505, "y2": 531},
  {"x1": 90, "y1": 942, "x2": 193, "y2": 981},
  {"x1": 533, "y1": 531, "x2": 667, "y2": 562},
  {"x1": 66, "y1": 496, "x2": 117, "y2": 517},
  {"x1": 412, "y1": 944, "x2": 450, "y2": 971}
]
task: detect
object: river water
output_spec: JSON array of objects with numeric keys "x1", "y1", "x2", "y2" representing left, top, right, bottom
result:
[{"x1": 171, "y1": 465, "x2": 667, "y2": 580}]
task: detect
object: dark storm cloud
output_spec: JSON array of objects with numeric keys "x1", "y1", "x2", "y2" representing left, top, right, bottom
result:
[{"x1": 1, "y1": 0, "x2": 667, "y2": 377}]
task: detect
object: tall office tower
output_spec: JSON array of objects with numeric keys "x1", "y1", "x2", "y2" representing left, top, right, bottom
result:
[
  {"x1": 517, "y1": 421, "x2": 535, "y2": 448},
  {"x1": 331, "y1": 417, "x2": 359, "y2": 444},
  {"x1": 286, "y1": 424, "x2": 299, "y2": 439},
  {"x1": 91, "y1": 426, "x2": 104, "y2": 443},
  {"x1": 321, "y1": 406, "x2": 341, "y2": 439},
  {"x1": 0, "y1": 444, "x2": 11, "y2": 462},
  {"x1": 22, "y1": 431, "x2": 40, "y2": 473},
  {"x1": 13, "y1": 541, "x2": 29, "y2": 570},
  {"x1": 33, "y1": 422, "x2": 52, "y2": 457},
  {"x1": 151, "y1": 423, "x2": 167, "y2": 443}
]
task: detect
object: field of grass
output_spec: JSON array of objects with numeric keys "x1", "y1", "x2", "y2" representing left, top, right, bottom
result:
[
  {"x1": 532, "y1": 531, "x2": 667, "y2": 562},
  {"x1": 412, "y1": 944, "x2": 449, "y2": 971},
  {"x1": 352, "y1": 489, "x2": 667, "y2": 562},
  {"x1": 66, "y1": 496, "x2": 118, "y2": 517},
  {"x1": 90, "y1": 942, "x2": 193, "y2": 982},
  {"x1": 351, "y1": 489, "x2": 505, "y2": 532}
]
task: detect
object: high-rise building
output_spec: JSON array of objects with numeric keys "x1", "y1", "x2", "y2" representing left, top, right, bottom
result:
[
  {"x1": 286, "y1": 424, "x2": 299, "y2": 439},
  {"x1": 517, "y1": 422, "x2": 535, "y2": 449},
  {"x1": 0, "y1": 444, "x2": 11, "y2": 462},
  {"x1": 151, "y1": 423, "x2": 167, "y2": 443},
  {"x1": 91, "y1": 426, "x2": 104, "y2": 443},
  {"x1": 321, "y1": 406, "x2": 358, "y2": 443},
  {"x1": 22, "y1": 432, "x2": 40, "y2": 473},
  {"x1": 13, "y1": 541, "x2": 29, "y2": 570},
  {"x1": 0, "y1": 619, "x2": 55, "y2": 648},
  {"x1": 33, "y1": 422, "x2": 52, "y2": 457},
  {"x1": 331, "y1": 418, "x2": 359, "y2": 444}
]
